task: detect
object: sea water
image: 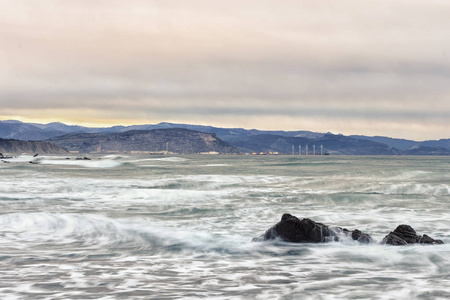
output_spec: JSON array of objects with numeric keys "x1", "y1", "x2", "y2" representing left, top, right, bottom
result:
[{"x1": 0, "y1": 155, "x2": 449, "y2": 299}]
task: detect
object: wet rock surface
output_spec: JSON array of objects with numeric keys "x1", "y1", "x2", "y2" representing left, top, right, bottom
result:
[
  {"x1": 255, "y1": 214, "x2": 443, "y2": 246},
  {"x1": 255, "y1": 213, "x2": 373, "y2": 244},
  {"x1": 382, "y1": 224, "x2": 444, "y2": 245}
]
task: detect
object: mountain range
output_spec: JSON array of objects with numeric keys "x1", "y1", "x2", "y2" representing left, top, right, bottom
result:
[{"x1": 0, "y1": 120, "x2": 449, "y2": 155}]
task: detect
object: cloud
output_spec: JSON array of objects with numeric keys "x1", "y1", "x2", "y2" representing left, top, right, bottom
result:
[{"x1": 0, "y1": 0, "x2": 449, "y2": 139}]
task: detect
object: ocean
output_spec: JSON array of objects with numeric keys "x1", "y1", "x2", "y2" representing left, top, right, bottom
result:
[{"x1": 1, "y1": 154, "x2": 449, "y2": 299}]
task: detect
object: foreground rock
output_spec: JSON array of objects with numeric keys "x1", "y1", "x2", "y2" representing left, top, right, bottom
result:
[
  {"x1": 254, "y1": 213, "x2": 373, "y2": 244},
  {"x1": 382, "y1": 224, "x2": 444, "y2": 245},
  {"x1": 254, "y1": 214, "x2": 444, "y2": 246}
]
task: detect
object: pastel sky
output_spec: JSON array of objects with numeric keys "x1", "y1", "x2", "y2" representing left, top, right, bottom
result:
[{"x1": 1, "y1": 0, "x2": 449, "y2": 140}]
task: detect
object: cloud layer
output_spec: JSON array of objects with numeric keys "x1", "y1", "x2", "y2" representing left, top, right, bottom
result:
[{"x1": 1, "y1": 0, "x2": 449, "y2": 140}]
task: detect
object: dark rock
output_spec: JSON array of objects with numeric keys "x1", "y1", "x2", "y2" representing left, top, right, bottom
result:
[
  {"x1": 255, "y1": 215, "x2": 444, "y2": 246},
  {"x1": 394, "y1": 225, "x2": 419, "y2": 243},
  {"x1": 382, "y1": 232, "x2": 408, "y2": 246},
  {"x1": 256, "y1": 213, "x2": 372, "y2": 244},
  {"x1": 420, "y1": 234, "x2": 444, "y2": 245},
  {"x1": 351, "y1": 229, "x2": 373, "y2": 244},
  {"x1": 382, "y1": 224, "x2": 443, "y2": 245},
  {"x1": 0, "y1": 153, "x2": 12, "y2": 159}
]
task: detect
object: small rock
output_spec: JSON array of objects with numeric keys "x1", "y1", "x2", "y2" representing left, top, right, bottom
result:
[{"x1": 382, "y1": 224, "x2": 443, "y2": 245}]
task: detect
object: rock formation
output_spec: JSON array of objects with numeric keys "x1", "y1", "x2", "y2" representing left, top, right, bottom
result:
[
  {"x1": 0, "y1": 139, "x2": 69, "y2": 155},
  {"x1": 382, "y1": 224, "x2": 444, "y2": 245},
  {"x1": 254, "y1": 213, "x2": 373, "y2": 244},
  {"x1": 254, "y1": 214, "x2": 444, "y2": 246}
]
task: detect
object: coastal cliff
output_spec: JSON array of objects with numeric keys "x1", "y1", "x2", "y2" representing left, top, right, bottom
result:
[{"x1": 0, "y1": 138, "x2": 69, "y2": 155}]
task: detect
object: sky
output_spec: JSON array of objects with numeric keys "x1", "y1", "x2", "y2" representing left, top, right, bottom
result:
[{"x1": 1, "y1": 0, "x2": 449, "y2": 141}]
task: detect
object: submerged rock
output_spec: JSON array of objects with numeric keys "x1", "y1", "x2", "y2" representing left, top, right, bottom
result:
[
  {"x1": 254, "y1": 213, "x2": 373, "y2": 244},
  {"x1": 0, "y1": 153, "x2": 13, "y2": 159},
  {"x1": 76, "y1": 157, "x2": 91, "y2": 160},
  {"x1": 382, "y1": 224, "x2": 443, "y2": 246}
]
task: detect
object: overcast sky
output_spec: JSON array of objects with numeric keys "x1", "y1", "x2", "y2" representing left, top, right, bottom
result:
[{"x1": 1, "y1": 0, "x2": 449, "y2": 140}]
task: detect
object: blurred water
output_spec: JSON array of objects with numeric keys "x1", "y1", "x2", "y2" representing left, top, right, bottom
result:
[{"x1": 0, "y1": 155, "x2": 449, "y2": 299}]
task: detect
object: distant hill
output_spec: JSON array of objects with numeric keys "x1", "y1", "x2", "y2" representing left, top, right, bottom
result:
[
  {"x1": 405, "y1": 146, "x2": 450, "y2": 156},
  {"x1": 0, "y1": 120, "x2": 66, "y2": 141},
  {"x1": 0, "y1": 120, "x2": 324, "y2": 141},
  {"x1": 233, "y1": 133, "x2": 402, "y2": 155},
  {"x1": 350, "y1": 135, "x2": 418, "y2": 150},
  {"x1": 418, "y1": 139, "x2": 450, "y2": 150},
  {"x1": 0, "y1": 138, "x2": 69, "y2": 155},
  {"x1": 350, "y1": 135, "x2": 450, "y2": 152},
  {"x1": 47, "y1": 128, "x2": 239, "y2": 154},
  {"x1": 1, "y1": 120, "x2": 449, "y2": 155}
]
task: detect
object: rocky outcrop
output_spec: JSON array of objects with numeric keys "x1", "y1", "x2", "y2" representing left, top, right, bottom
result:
[
  {"x1": 254, "y1": 213, "x2": 373, "y2": 244},
  {"x1": 0, "y1": 139, "x2": 69, "y2": 155},
  {"x1": 254, "y1": 214, "x2": 444, "y2": 246},
  {"x1": 382, "y1": 224, "x2": 444, "y2": 245}
]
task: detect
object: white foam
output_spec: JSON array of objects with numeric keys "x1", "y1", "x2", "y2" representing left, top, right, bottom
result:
[
  {"x1": 2, "y1": 156, "x2": 450, "y2": 299},
  {"x1": 39, "y1": 158, "x2": 122, "y2": 168},
  {"x1": 145, "y1": 156, "x2": 188, "y2": 162}
]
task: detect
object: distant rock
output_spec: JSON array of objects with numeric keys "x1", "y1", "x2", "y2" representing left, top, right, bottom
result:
[
  {"x1": 254, "y1": 213, "x2": 373, "y2": 244},
  {"x1": 0, "y1": 152, "x2": 13, "y2": 160},
  {"x1": 0, "y1": 153, "x2": 11, "y2": 159},
  {"x1": 382, "y1": 225, "x2": 443, "y2": 245}
]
